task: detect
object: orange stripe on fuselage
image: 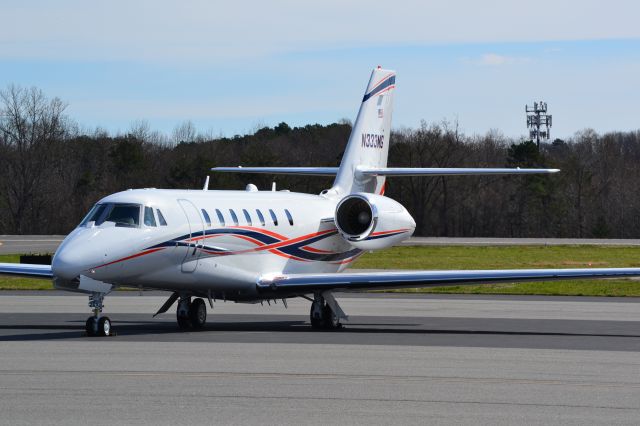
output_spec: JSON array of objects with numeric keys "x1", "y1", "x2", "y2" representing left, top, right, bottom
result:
[
  {"x1": 228, "y1": 225, "x2": 289, "y2": 241},
  {"x1": 220, "y1": 228, "x2": 337, "y2": 256},
  {"x1": 302, "y1": 245, "x2": 335, "y2": 254},
  {"x1": 370, "y1": 228, "x2": 410, "y2": 236},
  {"x1": 94, "y1": 247, "x2": 165, "y2": 269}
]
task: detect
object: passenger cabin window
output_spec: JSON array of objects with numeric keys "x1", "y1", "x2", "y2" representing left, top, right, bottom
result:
[
  {"x1": 201, "y1": 209, "x2": 211, "y2": 227},
  {"x1": 256, "y1": 209, "x2": 265, "y2": 226},
  {"x1": 269, "y1": 209, "x2": 278, "y2": 226},
  {"x1": 156, "y1": 209, "x2": 168, "y2": 226},
  {"x1": 144, "y1": 206, "x2": 157, "y2": 227},
  {"x1": 229, "y1": 209, "x2": 239, "y2": 226},
  {"x1": 242, "y1": 209, "x2": 252, "y2": 226},
  {"x1": 284, "y1": 209, "x2": 294, "y2": 226},
  {"x1": 215, "y1": 209, "x2": 225, "y2": 226}
]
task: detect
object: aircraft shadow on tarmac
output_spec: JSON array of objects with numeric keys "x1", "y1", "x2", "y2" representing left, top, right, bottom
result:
[{"x1": 0, "y1": 317, "x2": 638, "y2": 341}]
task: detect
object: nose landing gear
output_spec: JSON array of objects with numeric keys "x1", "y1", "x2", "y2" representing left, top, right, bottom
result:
[{"x1": 85, "y1": 291, "x2": 112, "y2": 337}]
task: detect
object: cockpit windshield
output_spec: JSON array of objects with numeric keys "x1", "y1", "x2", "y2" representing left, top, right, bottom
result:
[{"x1": 79, "y1": 203, "x2": 141, "y2": 228}]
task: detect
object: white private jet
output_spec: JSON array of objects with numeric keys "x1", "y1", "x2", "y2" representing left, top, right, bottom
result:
[{"x1": 3, "y1": 67, "x2": 640, "y2": 337}]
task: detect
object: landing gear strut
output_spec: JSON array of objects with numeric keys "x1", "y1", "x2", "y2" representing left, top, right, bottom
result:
[
  {"x1": 85, "y1": 291, "x2": 112, "y2": 337},
  {"x1": 176, "y1": 296, "x2": 207, "y2": 330},
  {"x1": 310, "y1": 292, "x2": 342, "y2": 330}
]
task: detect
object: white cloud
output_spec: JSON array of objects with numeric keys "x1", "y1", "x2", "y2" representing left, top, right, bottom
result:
[
  {"x1": 478, "y1": 53, "x2": 532, "y2": 66},
  {"x1": 481, "y1": 54, "x2": 508, "y2": 65}
]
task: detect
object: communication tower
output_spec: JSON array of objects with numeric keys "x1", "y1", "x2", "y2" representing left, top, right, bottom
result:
[{"x1": 526, "y1": 101, "x2": 552, "y2": 147}]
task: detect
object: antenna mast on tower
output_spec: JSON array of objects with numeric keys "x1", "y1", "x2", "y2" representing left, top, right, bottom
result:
[{"x1": 526, "y1": 101, "x2": 552, "y2": 147}]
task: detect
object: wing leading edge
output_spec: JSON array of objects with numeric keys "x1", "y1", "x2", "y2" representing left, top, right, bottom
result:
[
  {"x1": 0, "y1": 263, "x2": 53, "y2": 279},
  {"x1": 257, "y1": 268, "x2": 640, "y2": 295}
]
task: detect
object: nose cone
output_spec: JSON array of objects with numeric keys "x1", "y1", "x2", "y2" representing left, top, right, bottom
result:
[
  {"x1": 52, "y1": 229, "x2": 103, "y2": 280},
  {"x1": 52, "y1": 246, "x2": 82, "y2": 280},
  {"x1": 408, "y1": 213, "x2": 416, "y2": 233}
]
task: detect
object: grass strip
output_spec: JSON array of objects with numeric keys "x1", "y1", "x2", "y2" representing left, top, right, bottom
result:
[{"x1": 352, "y1": 245, "x2": 640, "y2": 296}]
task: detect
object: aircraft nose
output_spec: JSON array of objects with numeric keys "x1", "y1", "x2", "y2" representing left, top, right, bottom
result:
[
  {"x1": 52, "y1": 246, "x2": 83, "y2": 280},
  {"x1": 52, "y1": 230, "x2": 101, "y2": 280}
]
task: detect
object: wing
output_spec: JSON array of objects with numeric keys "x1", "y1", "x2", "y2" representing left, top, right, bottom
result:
[
  {"x1": 0, "y1": 263, "x2": 53, "y2": 279},
  {"x1": 257, "y1": 267, "x2": 640, "y2": 295}
]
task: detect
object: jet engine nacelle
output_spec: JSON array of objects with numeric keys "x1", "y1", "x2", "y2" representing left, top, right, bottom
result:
[{"x1": 335, "y1": 193, "x2": 416, "y2": 250}]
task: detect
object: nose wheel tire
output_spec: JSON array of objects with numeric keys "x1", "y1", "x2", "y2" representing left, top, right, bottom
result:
[
  {"x1": 85, "y1": 317, "x2": 97, "y2": 337},
  {"x1": 98, "y1": 317, "x2": 112, "y2": 336},
  {"x1": 85, "y1": 316, "x2": 112, "y2": 337}
]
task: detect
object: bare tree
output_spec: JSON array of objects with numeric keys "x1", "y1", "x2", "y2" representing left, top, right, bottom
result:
[
  {"x1": 172, "y1": 120, "x2": 197, "y2": 146},
  {"x1": 0, "y1": 85, "x2": 68, "y2": 233}
]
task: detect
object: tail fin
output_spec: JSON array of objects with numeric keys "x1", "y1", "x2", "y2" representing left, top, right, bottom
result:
[{"x1": 332, "y1": 67, "x2": 396, "y2": 195}]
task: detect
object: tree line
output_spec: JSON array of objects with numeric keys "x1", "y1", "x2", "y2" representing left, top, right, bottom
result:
[{"x1": 1, "y1": 85, "x2": 639, "y2": 238}]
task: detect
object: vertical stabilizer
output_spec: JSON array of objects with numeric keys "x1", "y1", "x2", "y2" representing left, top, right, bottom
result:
[{"x1": 332, "y1": 67, "x2": 396, "y2": 195}]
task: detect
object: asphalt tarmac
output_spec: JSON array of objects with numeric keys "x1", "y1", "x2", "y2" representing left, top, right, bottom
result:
[
  {"x1": 0, "y1": 292, "x2": 638, "y2": 425},
  {"x1": 0, "y1": 235, "x2": 65, "y2": 254}
]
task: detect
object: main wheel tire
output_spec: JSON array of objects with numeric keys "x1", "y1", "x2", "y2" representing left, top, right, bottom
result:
[
  {"x1": 98, "y1": 317, "x2": 112, "y2": 337},
  {"x1": 310, "y1": 301, "x2": 325, "y2": 329},
  {"x1": 188, "y1": 298, "x2": 207, "y2": 329},
  {"x1": 177, "y1": 298, "x2": 192, "y2": 330},
  {"x1": 177, "y1": 315, "x2": 191, "y2": 330},
  {"x1": 323, "y1": 304, "x2": 342, "y2": 330},
  {"x1": 85, "y1": 317, "x2": 97, "y2": 337}
]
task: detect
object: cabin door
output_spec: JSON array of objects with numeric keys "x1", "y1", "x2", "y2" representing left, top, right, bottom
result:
[{"x1": 177, "y1": 199, "x2": 204, "y2": 273}]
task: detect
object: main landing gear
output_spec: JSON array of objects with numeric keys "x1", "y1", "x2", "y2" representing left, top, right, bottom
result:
[
  {"x1": 176, "y1": 296, "x2": 207, "y2": 330},
  {"x1": 85, "y1": 291, "x2": 112, "y2": 337},
  {"x1": 310, "y1": 292, "x2": 347, "y2": 330}
]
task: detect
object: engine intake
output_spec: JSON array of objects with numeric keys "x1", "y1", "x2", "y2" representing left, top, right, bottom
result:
[{"x1": 335, "y1": 195, "x2": 376, "y2": 241}]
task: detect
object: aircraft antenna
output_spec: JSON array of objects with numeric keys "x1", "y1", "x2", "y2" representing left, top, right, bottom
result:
[{"x1": 526, "y1": 101, "x2": 552, "y2": 147}]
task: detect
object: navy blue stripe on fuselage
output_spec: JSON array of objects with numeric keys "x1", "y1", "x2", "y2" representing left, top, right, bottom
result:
[
  {"x1": 365, "y1": 230, "x2": 408, "y2": 241},
  {"x1": 362, "y1": 75, "x2": 396, "y2": 103},
  {"x1": 145, "y1": 228, "x2": 360, "y2": 261}
]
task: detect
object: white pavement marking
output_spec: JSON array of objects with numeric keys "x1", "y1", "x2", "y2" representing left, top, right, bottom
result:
[{"x1": 0, "y1": 294, "x2": 639, "y2": 321}]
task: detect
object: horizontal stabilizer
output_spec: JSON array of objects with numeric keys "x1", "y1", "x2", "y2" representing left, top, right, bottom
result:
[
  {"x1": 357, "y1": 167, "x2": 560, "y2": 177},
  {"x1": 211, "y1": 167, "x2": 338, "y2": 176},
  {"x1": 211, "y1": 166, "x2": 560, "y2": 177}
]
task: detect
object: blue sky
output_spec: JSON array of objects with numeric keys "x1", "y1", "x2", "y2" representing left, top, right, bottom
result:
[{"x1": 1, "y1": 0, "x2": 639, "y2": 139}]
